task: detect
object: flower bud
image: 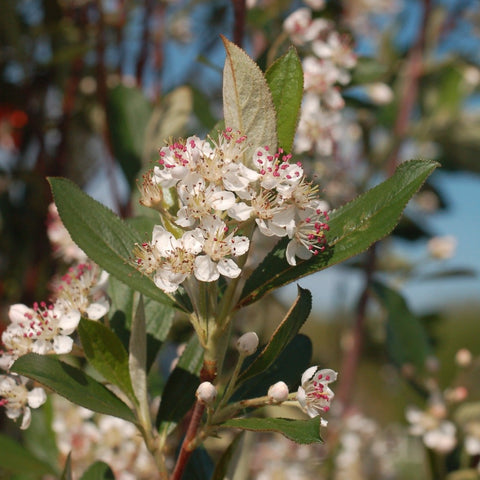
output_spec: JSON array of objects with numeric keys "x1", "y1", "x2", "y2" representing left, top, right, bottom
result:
[
  {"x1": 236, "y1": 332, "x2": 259, "y2": 356},
  {"x1": 268, "y1": 381, "x2": 289, "y2": 403},
  {"x1": 455, "y1": 348, "x2": 472, "y2": 367},
  {"x1": 196, "y1": 382, "x2": 217, "y2": 405}
]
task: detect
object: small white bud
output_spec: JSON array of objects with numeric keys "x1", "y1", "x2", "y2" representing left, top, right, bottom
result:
[
  {"x1": 196, "y1": 382, "x2": 217, "y2": 405},
  {"x1": 366, "y1": 82, "x2": 394, "y2": 105},
  {"x1": 268, "y1": 381, "x2": 289, "y2": 403},
  {"x1": 455, "y1": 348, "x2": 472, "y2": 367},
  {"x1": 236, "y1": 332, "x2": 259, "y2": 356}
]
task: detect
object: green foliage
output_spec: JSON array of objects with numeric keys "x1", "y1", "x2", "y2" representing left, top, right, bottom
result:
[
  {"x1": 0, "y1": 433, "x2": 56, "y2": 477},
  {"x1": 222, "y1": 36, "x2": 277, "y2": 157},
  {"x1": 156, "y1": 335, "x2": 204, "y2": 435},
  {"x1": 233, "y1": 334, "x2": 312, "y2": 401},
  {"x1": 238, "y1": 159, "x2": 439, "y2": 307},
  {"x1": 78, "y1": 318, "x2": 135, "y2": 401},
  {"x1": 265, "y1": 47, "x2": 303, "y2": 153},
  {"x1": 372, "y1": 280, "x2": 432, "y2": 371},
  {"x1": 237, "y1": 286, "x2": 312, "y2": 384},
  {"x1": 220, "y1": 416, "x2": 323, "y2": 444},
  {"x1": 107, "y1": 85, "x2": 152, "y2": 184},
  {"x1": 60, "y1": 453, "x2": 73, "y2": 480},
  {"x1": 11, "y1": 354, "x2": 136, "y2": 423},
  {"x1": 79, "y1": 462, "x2": 115, "y2": 480},
  {"x1": 48, "y1": 177, "x2": 180, "y2": 310}
]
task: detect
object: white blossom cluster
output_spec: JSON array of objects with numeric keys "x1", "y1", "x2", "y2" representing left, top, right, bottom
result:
[
  {"x1": 283, "y1": 5, "x2": 357, "y2": 157},
  {"x1": 0, "y1": 262, "x2": 109, "y2": 428},
  {"x1": 51, "y1": 395, "x2": 160, "y2": 480},
  {"x1": 134, "y1": 129, "x2": 329, "y2": 294}
]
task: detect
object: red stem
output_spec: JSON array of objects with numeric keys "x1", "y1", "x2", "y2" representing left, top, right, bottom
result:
[{"x1": 170, "y1": 400, "x2": 206, "y2": 480}]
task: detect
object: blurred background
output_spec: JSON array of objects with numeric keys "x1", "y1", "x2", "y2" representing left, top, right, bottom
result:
[{"x1": 0, "y1": 0, "x2": 479, "y2": 478}]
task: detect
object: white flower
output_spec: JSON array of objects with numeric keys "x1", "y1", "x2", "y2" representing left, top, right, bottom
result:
[
  {"x1": 283, "y1": 8, "x2": 329, "y2": 45},
  {"x1": 295, "y1": 93, "x2": 342, "y2": 155},
  {"x1": 176, "y1": 173, "x2": 236, "y2": 227},
  {"x1": 53, "y1": 263, "x2": 110, "y2": 321},
  {"x1": 153, "y1": 139, "x2": 196, "y2": 187},
  {"x1": 0, "y1": 374, "x2": 47, "y2": 429},
  {"x1": 405, "y1": 405, "x2": 457, "y2": 454},
  {"x1": 148, "y1": 225, "x2": 204, "y2": 292},
  {"x1": 2, "y1": 301, "x2": 80, "y2": 359},
  {"x1": 252, "y1": 147, "x2": 303, "y2": 195},
  {"x1": 195, "y1": 216, "x2": 249, "y2": 282},
  {"x1": 297, "y1": 367, "x2": 337, "y2": 418}
]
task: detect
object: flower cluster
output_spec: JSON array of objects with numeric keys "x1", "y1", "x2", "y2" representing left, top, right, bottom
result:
[
  {"x1": 0, "y1": 262, "x2": 109, "y2": 371},
  {"x1": 51, "y1": 395, "x2": 160, "y2": 480},
  {"x1": 283, "y1": 6, "x2": 357, "y2": 157},
  {"x1": 134, "y1": 130, "x2": 329, "y2": 293},
  {"x1": 0, "y1": 262, "x2": 109, "y2": 429}
]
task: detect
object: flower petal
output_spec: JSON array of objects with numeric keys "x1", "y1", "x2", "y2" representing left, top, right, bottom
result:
[{"x1": 194, "y1": 256, "x2": 219, "y2": 282}]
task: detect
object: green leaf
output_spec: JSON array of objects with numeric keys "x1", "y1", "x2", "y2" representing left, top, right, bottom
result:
[
  {"x1": 182, "y1": 447, "x2": 214, "y2": 480},
  {"x1": 11, "y1": 353, "x2": 136, "y2": 423},
  {"x1": 48, "y1": 177, "x2": 180, "y2": 310},
  {"x1": 237, "y1": 286, "x2": 311, "y2": 384},
  {"x1": 222, "y1": 35, "x2": 277, "y2": 157},
  {"x1": 61, "y1": 452, "x2": 73, "y2": 480},
  {"x1": 0, "y1": 433, "x2": 56, "y2": 476},
  {"x1": 238, "y1": 159, "x2": 439, "y2": 307},
  {"x1": 79, "y1": 462, "x2": 115, "y2": 480},
  {"x1": 220, "y1": 416, "x2": 323, "y2": 444},
  {"x1": 211, "y1": 434, "x2": 243, "y2": 480},
  {"x1": 156, "y1": 335, "x2": 204, "y2": 435},
  {"x1": 265, "y1": 47, "x2": 303, "y2": 153},
  {"x1": 232, "y1": 334, "x2": 312, "y2": 402},
  {"x1": 108, "y1": 275, "x2": 175, "y2": 343},
  {"x1": 107, "y1": 85, "x2": 152, "y2": 184},
  {"x1": 371, "y1": 280, "x2": 432, "y2": 370},
  {"x1": 78, "y1": 318, "x2": 135, "y2": 401}
]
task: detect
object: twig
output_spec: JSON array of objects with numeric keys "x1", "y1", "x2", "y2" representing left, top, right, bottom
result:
[
  {"x1": 231, "y1": 0, "x2": 246, "y2": 47},
  {"x1": 170, "y1": 400, "x2": 206, "y2": 480}
]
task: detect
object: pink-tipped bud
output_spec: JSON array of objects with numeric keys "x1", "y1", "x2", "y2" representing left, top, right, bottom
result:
[
  {"x1": 196, "y1": 382, "x2": 217, "y2": 405},
  {"x1": 268, "y1": 381, "x2": 289, "y2": 403},
  {"x1": 236, "y1": 332, "x2": 259, "y2": 356}
]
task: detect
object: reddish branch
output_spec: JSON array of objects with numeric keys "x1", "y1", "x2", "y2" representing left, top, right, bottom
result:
[
  {"x1": 231, "y1": 0, "x2": 246, "y2": 47},
  {"x1": 94, "y1": 0, "x2": 126, "y2": 216},
  {"x1": 169, "y1": 400, "x2": 206, "y2": 480},
  {"x1": 136, "y1": 0, "x2": 154, "y2": 85},
  {"x1": 387, "y1": 0, "x2": 431, "y2": 175}
]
